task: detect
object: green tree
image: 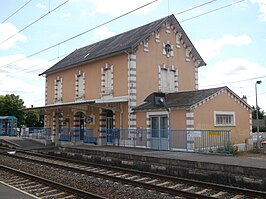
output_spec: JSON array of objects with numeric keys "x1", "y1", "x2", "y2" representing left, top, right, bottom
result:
[
  {"x1": 252, "y1": 106, "x2": 266, "y2": 132},
  {"x1": 0, "y1": 94, "x2": 26, "y2": 126},
  {"x1": 24, "y1": 110, "x2": 44, "y2": 127},
  {"x1": 252, "y1": 106, "x2": 265, "y2": 119}
]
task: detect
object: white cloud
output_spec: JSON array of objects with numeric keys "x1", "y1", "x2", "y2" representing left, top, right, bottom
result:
[
  {"x1": 199, "y1": 58, "x2": 266, "y2": 110},
  {"x1": 80, "y1": 9, "x2": 96, "y2": 17},
  {"x1": 0, "y1": 23, "x2": 27, "y2": 50},
  {"x1": 36, "y1": 2, "x2": 46, "y2": 9},
  {"x1": 194, "y1": 34, "x2": 252, "y2": 60},
  {"x1": 92, "y1": 26, "x2": 116, "y2": 41},
  {"x1": 60, "y1": 12, "x2": 72, "y2": 19},
  {"x1": 250, "y1": 0, "x2": 266, "y2": 21},
  {"x1": 232, "y1": 1, "x2": 248, "y2": 10},
  {"x1": 0, "y1": 55, "x2": 51, "y2": 107},
  {"x1": 88, "y1": 0, "x2": 161, "y2": 17}
]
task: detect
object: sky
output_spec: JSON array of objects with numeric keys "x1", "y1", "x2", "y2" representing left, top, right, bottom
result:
[{"x1": 0, "y1": 0, "x2": 265, "y2": 112}]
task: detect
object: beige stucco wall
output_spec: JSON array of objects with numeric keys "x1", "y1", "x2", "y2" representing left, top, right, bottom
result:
[
  {"x1": 193, "y1": 92, "x2": 251, "y2": 144},
  {"x1": 170, "y1": 109, "x2": 187, "y2": 130},
  {"x1": 135, "y1": 111, "x2": 146, "y2": 128},
  {"x1": 46, "y1": 53, "x2": 128, "y2": 104},
  {"x1": 135, "y1": 109, "x2": 187, "y2": 130},
  {"x1": 135, "y1": 92, "x2": 250, "y2": 145},
  {"x1": 135, "y1": 25, "x2": 198, "y2": 106}
]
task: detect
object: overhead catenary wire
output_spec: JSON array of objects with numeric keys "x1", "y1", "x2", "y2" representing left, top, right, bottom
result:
[
  {"x1": 6, "y1": 0, "x2": 263, "y2": 101},
  {"x1": 176, "y1": 0, "x2": 219, "y2": 16},
  {"x1": 1, "y1": 0, "x2": 225, "y2": 80},
  {"x1": 0, "y1": 0, "x2": 159, "y2": 69},
  {"x1": 201, "y1": 75, "x2": 266, "y2": 88},
  {"x1": 3, "y1": 0, "x2": 261, "y2": 92},
  {"x1": 3, "y1": 54, "x2": 69, "y2": 78},
  {"x1": 0, "y1": 0, "x2": 70, "y2": 46},
  {"x1": 0, "y1": 0, "x2": 236, "y2": 70},
  {"x1": 180, "y1": 0, "x2": 245, "y2": 22},
  {"x1": 1, "y1": 0, "x2": 264, "y2": 103},
  {"x1": 1, "y1": 0, "x2": 33, "y2": 23},
  {"x1": 2, "y1": 0, "x2": 259, "y2": 89}
]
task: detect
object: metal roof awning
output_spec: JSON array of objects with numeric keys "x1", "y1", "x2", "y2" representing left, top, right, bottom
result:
[
  {"x1": 22, "y1": 100, "x2": 95, "y2": 111},
  {"x1": 22, "y1": 96, "x2": 129, "y2": 112}
]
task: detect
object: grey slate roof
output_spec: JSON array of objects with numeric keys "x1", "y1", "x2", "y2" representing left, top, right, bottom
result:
[
  {"x1": 40, "y1": 14, "x2": 206, "y2": 75},
  {"x1": 134, "y1": 87, "x2": 251, "y2": 111}
]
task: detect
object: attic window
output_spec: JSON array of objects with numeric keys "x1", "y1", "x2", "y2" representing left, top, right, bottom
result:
[
  {"x1": 163, "y1": 42, "x2": 174, "y2": 57},
  {"x1": 165, "y1": 44, "x2": 171, "y2": 55},
  {"x1": 84, "y1": 53, "x2": 90, "y2": 58}
]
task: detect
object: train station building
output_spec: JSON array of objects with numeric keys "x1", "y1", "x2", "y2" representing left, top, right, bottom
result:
[{"x1": 25, "y1": 14, "x2": 252, "y2": 152}]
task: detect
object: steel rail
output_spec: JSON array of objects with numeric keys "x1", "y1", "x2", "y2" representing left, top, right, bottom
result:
[
  {"x1": 0, "y1": 164, "x2": 106, "y2": 199},
  {"x1": 23, "y1": 151, "x2": 266, "y2": 198},
  {"x1": 1, "y1": 153, "x2": 209, "y2": 199},
  {"x1": 4, "y1": 151, "x2": 266, "y2": 199}
]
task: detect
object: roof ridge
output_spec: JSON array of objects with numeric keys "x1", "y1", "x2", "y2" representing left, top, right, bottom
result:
[{"x1": 41, "y1": 14, "x2": 205, "y2": 75}]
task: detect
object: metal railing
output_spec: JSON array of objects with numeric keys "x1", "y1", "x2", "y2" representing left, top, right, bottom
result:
[
  {"x1": 21, "y1": 127, "x2": 51, "y2": 140},
  {"x1": 20, "y1": 127, "x2": 231, "y2": 154},
  {"x1": 101, "y1": 129, "x2": 231, "y2": 154},
  {"x1": 57, "y1": 128, "x2": 96, "y2": 144}
]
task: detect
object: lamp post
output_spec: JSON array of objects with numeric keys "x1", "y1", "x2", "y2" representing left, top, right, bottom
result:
[{"x1": 255, "y1": 80, "x2": 262, "y2": 148}]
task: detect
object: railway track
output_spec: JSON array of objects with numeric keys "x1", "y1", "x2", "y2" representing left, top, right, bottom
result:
[
  {"x1": 2, "y1": 150, "x2": 266, "y2": 199},
  {"x1": 0, "y1": 164, "x2": 106, "y2": 199}
]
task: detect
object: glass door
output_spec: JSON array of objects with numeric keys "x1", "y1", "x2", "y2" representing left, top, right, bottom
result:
[{"x1": 151, "y1": 115, "x2": 169, "y2": 150}]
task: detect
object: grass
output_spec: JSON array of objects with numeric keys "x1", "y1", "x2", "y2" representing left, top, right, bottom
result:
[{"x1": 234, "y1": 148, "x2": 264, "y2": 156}]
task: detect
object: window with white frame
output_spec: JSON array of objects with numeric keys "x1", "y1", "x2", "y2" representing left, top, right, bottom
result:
[
  {"x1": 102, "y1": 66, "x2": 113, "y2": 95},
  {"x1": 214, "y1": 111, "x2": 235, "y2": 126},
  {"x1": 75, "y1": 71, "x2": 85, "y2": 100},
  {"x1": 54, "y1": 76, "x2": 62, "y2": 103},
  {"x1": 159, "y1": 66, "x2": 177, "y2": 93}
]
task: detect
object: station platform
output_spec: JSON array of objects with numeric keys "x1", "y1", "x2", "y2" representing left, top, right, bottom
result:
[
  {"x1": 0, "y1": 182, "x2": 35, "y2": 199},
  {"x1": 1, "y1": 136, "x2": 266, "y2": 191},
  {"x1": 66, "y1": 144, "x2": 266, "y2": 167},
  {"x1": 58, "y1": 144, "x2": 266, "y2": 191},
  {"x1": 0, "y1": 136, "x2": 52, "y2": 150}
]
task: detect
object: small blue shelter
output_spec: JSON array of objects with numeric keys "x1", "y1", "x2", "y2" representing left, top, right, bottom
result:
[{"x1": 0, "y1": 116, "x2": 17, "y2": 136}]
